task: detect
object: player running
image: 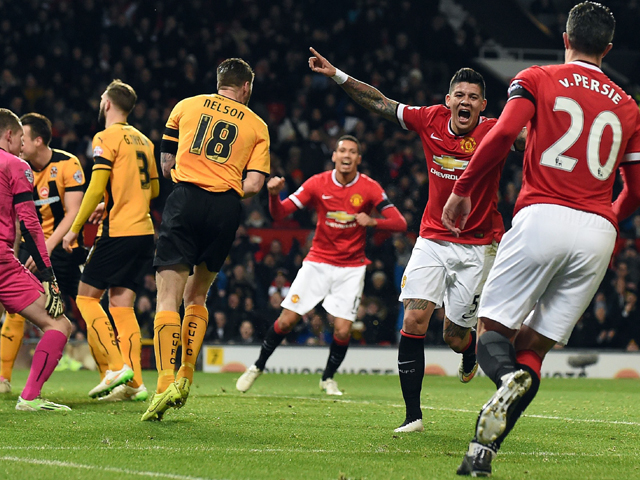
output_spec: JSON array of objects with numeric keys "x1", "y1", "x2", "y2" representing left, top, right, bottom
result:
[
  {"x1": 308, "y1": 48, "x2": 523, "y2": 432},
  {"x1": 236, "y1": 135, "x2": 407, "y2": 395},
  {"x1": 442, "y1": 2, "x2": 640, "y2": 476},
  {"x1": 142, "y1": 58, "x2": 269, "y2": 421}
]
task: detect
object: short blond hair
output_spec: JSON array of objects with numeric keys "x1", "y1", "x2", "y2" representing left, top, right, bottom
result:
[{"x1": 105, "y1": 79, "x2": 137, "y2": 115}]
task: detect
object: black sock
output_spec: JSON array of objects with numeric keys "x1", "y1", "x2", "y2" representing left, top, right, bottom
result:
[
  {"x1": 477, "y1": 331, "x2": 517, "y2": 387},
  {"x1": 461, "y1": 329, "x2": 477, "y2": 370},
  {"x1": 398, "y1": 332, "x2": 425, "y2": 421},
  {"x1": 494, "y1": 364, "x2": 541, "y2": 450},
  {"x1": 322, "y1": 337, "x2": 349, "y2": 381},
  {"x1": 254, "y1": 324, "x2": 286, "y2": 370}
]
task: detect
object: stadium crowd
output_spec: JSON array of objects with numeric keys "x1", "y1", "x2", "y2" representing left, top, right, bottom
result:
[{"x1": 1, "y1": 0, "x2": 639, "y2": 351}]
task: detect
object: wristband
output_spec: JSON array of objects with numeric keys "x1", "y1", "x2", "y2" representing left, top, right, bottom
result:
[{"x1": 332, "y1": 69, "x2": 349, "y2": 85}]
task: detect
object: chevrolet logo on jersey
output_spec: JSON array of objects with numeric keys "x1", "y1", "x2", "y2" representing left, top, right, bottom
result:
[
  {"x1": 326, "y1": 211, "x2": 356, "y2": 224},
  {"x1": 433, "y1": 155, "x2": 469, "y2": 172}
]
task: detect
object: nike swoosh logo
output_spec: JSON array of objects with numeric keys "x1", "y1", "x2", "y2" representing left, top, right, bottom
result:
[
  {"x1": 430, "y1": 133, "x2": 443, "y2": 141},
  {"x1": 322, "y1": 195, "x2": 333, "y2": 199},
  {"x1": 398, "y1": 360, "x2": 415, "y2": 365}
]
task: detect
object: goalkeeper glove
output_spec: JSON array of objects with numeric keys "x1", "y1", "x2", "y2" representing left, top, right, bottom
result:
[{"x1": 41, "y1": 267, "x2": 65, "y2": 318}]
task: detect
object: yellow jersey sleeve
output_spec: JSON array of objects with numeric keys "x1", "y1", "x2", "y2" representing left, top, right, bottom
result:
[
  {"x1": 92, "y1": 131, "x2": 117, "y2": 171},
  {"x1": 246, "y1": 124, "x2": 270, "y2": 175},
  {"x1": 62, "y1": 155, "x2": 85, "y2": 191}
]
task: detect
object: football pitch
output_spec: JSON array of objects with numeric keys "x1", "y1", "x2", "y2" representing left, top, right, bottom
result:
[{"x1": 0, "y1": 371, "x2": 638, "y2": 480}]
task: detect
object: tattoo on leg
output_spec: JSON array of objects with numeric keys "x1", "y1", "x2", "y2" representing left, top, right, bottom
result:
[
  {"x1": 444, "y1": 321, "x2": 470, "y2": 340},
  {"x1": 403, "y1": 299, "x2": 431, "y2": 311}
]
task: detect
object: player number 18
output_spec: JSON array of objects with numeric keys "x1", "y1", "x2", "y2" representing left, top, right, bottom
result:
[{"x1": 540, "y1": 96, "x2": 622, "y2": 181}]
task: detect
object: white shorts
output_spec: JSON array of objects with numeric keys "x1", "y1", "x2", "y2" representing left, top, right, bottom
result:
[
  {"x1": 399, "y1": 237, "x2": 497, "y2": 328},
  {"x1": 479, "y1": 204, "x2": 616, "y2": 345},
  {"x1": 281, "y1": 261, "x2": 366, "y2": 321}
]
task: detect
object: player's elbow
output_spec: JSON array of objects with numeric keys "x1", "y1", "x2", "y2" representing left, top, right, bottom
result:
[
  {"x1": 397, "y1": 214, "x2": 408, "y2": 232},
  {"x1": 242, "y1": 176, "x2": 265, "y2": 198}
]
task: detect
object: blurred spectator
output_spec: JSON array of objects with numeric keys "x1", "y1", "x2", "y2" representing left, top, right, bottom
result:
[
  {"x1": 234, "y1": 320, "x2": 257, "y2": 344},
  {"x1": 205, "y1": 310, "x2": 234, "y2": 343}
]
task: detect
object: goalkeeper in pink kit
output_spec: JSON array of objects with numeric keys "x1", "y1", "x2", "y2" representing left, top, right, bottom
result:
[{"x1": 0, "y1": 108, "x2": 71, "y2": 411}]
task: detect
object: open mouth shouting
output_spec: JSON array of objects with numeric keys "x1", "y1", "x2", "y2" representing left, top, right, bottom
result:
[{"x1": 458, "y1": 107, "x2": 472, "y2": 125}]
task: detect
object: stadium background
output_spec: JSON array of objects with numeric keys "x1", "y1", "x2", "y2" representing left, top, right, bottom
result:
[{"x1": 3, "y1": 0, "x2": 640, "y2": 354}]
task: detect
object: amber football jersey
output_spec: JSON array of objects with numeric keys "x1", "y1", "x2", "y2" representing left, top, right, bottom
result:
[
  {"x1": 161, "y1": 93, "x2": 270, "y2": 195},
  {"x1": 92, "y1": 123, "x2": 158, "y2": 237},
  {"x1": 32, "y1": 149, "x2": 85, "y2": 242}
]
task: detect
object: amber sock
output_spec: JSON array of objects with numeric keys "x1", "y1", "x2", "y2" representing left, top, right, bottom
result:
[
  {"x1": 154, "y1": 310, "x2": 181, "y2": 393},
  {"x1": 110, "y1": 306, "x2": 142, "y2": 388},
  {"x1": 77, "y1": 295, "x2": 124, "y2": 372},
  {"x1": 177, "y1": 305, "x2": 208, "y2": 383},
  {"x1": 0, "y1": 313, "x2": 26, "y2": 381},
  {"x1": 87, "y1": 327, "x2": 110, "y2": 380}
]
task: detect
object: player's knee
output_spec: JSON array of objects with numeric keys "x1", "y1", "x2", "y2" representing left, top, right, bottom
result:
[
  {"x1": 402, "y1": 311, "x2": 430, "y2": 335},
  {"x1": 443, "y1": 331, "x2": 466, "y2": 352},
  {"x1": 334, "y1": 325, "x2": 352, "y2": 341},
  {"x1": 49, "y1": 315, "x2": 73, "y2": 338}
]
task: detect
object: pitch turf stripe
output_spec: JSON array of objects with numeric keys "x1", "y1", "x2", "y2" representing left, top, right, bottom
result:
[
  {"x1": 0, "y1": 456, "x2": 222, "y2": 480},
  {"x1": 245, "y1": 394, "x2": 640, "y2": 426}
]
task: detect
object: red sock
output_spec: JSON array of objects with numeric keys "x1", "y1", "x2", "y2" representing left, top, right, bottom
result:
[
  {"x1": 516, "y1": 350, "x2": 542, "y2": 380},
  {"x1": 21, "y1": 330, "x2": 68, "y2": 400}
]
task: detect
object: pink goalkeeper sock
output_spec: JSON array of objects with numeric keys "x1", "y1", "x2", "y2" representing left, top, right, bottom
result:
[{"x1": 21, "y1": 330, "x2": 67, "y2": 401}]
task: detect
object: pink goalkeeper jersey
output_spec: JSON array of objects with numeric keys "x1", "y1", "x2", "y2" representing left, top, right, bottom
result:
[
  {"x1": 288, "y1": 170, "x2": 392, "y2": 267},
  {"x1": 396, "y1": 104, "x2": 505, "y2": 244},
  {"x1": 0, "y1": 149, "x2": 36, "y2": 259},
  {"x1": 506, "y1": 61, "x2": 640, "y2": 226}
]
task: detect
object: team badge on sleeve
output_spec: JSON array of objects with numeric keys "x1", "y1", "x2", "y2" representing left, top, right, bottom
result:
[
  {"x1": 24, "y1": 169, "x2": 34, "y2": 184},
  {"x1": 93, "y1": 146, "x2": 103, "y2": 157},
  {"x1": 73, "y1": 170, "x2": 83, "y2": 183}
]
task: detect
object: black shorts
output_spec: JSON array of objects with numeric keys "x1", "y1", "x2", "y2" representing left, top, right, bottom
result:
[
  {"x1": 18, "y1": 244, "x2": 86, "y2": 299},
  {"x1": 154, "y1": 182, "x2": 242, "y2": 273},
  {"x1": 82, "y1": 234, "x2": 154, "y2": 291}
]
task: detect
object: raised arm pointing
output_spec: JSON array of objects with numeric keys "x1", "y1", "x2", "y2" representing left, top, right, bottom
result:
[{"x1": 308, "y1": 47, "x2": 399, "y2": 124}]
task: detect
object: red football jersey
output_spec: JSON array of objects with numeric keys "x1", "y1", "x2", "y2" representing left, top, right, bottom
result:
[
  {"x1": 397, "y1": 104, "x2": 505, "y2": 244},
  {"x1": 289, "y1": 170, "x2": 392, "y2": 267},
  {"x1": 508, "y1": 61, "x2": 640, "y2": 226}
]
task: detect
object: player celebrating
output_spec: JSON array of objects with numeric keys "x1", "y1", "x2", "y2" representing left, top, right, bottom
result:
[
  {"x1": 236, "y1": 135, "x2": 407, "y2": 395},
  {"x1": 141, "y1": 58, "x2": 269, "y2": 421},
  {"x1": 441, "y1": 2, "x2": 640, "y2": 476},
  {"x1": 0, "y1": 113, "x2": 85, "y2": 393},
  {"x1": 0, "y1": 108, "x2": 70, "y2": 411},
  {"x1": 308, "y1": 49, "x2": 520, "y2": 431},
  {"x1": 62, "y1": 80, "x2": 159, "y2": 402}
]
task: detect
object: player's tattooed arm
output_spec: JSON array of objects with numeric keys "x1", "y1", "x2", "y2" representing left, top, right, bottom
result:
[
  {"x1": 160, "y1": 152, "x2": 176, "y2": 179},
  {"x1": 339, "y1": 77, "x2": 400, "y2": 124},
  {"x1": 308, "y1": 47, "x2": 399, "y2": 124},
  {"x1": 403, "y1": 299, "x2": 431, "y2": 310}
]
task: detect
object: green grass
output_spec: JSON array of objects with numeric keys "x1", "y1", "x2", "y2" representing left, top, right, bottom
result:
[{"x1": 0, "y1": 370, "x2": 639, "y2": 480}]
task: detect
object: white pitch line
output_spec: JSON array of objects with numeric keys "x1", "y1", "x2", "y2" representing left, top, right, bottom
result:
[
  {"x1": 244, "y1": 393, "x2": 640, "y2": 427},
  {"x1": 1, "y1": 448, "x2": 636, "y2": 459},
  {"x1": 0, "y1": 456, "x2": 221, "y2": 480}
]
